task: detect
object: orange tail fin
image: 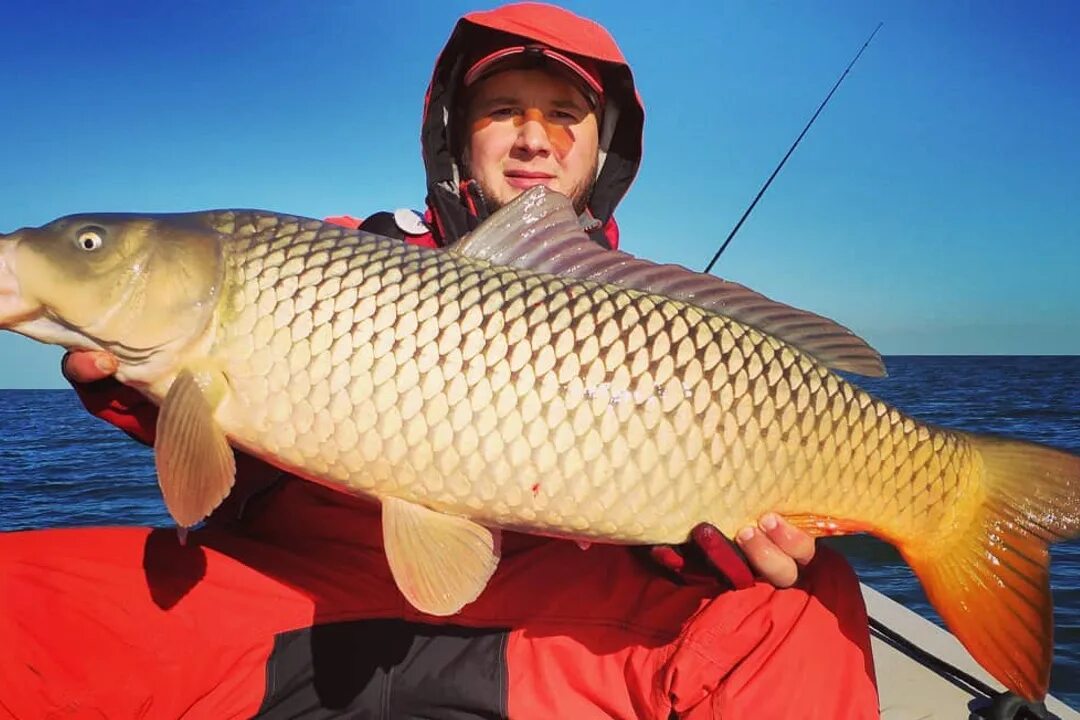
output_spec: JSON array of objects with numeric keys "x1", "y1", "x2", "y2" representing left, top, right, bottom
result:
[{"x1": 901, "y1": 435, "x2": 1080, "y2": 701}]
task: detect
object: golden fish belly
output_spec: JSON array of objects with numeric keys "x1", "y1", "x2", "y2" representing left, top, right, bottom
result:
[{"x1": 207, "y1": 222, "x2": 975, "y2": 545}]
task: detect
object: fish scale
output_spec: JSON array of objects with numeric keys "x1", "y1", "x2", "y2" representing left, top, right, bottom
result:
[
  {"x1": 4, "y1": 186, "x2": 1078, "y2": 699},
  {"x1": 201, "y1": 209, "x2": 970, "y2": 545}
]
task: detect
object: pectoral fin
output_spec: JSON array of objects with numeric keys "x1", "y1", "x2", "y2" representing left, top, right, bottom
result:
[
  {"x1": 155, "y1": 367, "x2": 236, "y2": 528},
  {"x1": 382, "y1": 497, "x2": 501, "y2": 616}
]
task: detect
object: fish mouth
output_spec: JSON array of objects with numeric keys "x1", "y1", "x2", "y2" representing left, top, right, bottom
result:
[{"x1": 0, "y1": 238, "x2": 37, "y2": 326}]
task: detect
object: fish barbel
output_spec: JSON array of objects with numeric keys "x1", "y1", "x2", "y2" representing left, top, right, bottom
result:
[{"x1": 1, "y1": 187, "x2": 1077, "y2": 701}]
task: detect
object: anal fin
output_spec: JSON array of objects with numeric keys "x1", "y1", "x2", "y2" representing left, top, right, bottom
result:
[
  {"x1": 382, "y1": 497, "x2": 501, "y2": 616},
  {"x1": 783, "y1": 513, "x2": 873, "y2": 538}
]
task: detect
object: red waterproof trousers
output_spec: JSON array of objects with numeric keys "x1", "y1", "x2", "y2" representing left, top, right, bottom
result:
[{"x1": 0, "y1": 477, "x2": 878, "y2": 719}]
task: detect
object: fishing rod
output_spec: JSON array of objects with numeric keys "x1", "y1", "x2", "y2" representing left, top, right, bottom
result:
[{"x1": 703, "y1": 21, "x2": 883, "y2": 275}]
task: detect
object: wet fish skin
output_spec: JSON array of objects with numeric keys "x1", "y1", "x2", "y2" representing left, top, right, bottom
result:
[
  {"x1": 201, "y1": 209, "x2": 953, "y2": 544},
  {"x1": 1, "y1": 188, "x2": 1077, "y2": 702},
  {"x1": 6, "y1": 206, "x2": 913, "y2": 555}
]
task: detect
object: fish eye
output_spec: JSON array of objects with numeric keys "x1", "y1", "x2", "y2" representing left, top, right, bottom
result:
[{"x1": 75, "y1": 227, "x2": 105, "y2": 252}]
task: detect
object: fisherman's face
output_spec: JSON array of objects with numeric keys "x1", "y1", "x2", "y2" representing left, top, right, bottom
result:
[{"x1": 464, "y1": 68, "x2": 600, "y2": 213}]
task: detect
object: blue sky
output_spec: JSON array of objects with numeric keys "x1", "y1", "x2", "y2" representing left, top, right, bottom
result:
[{"x1": 1, "y1": 1, "x2": 1077, "y2": 388}]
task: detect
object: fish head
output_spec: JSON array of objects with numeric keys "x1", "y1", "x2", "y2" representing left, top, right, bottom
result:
[{"x1": 0, "y1": 213, "x2": 224, "y2": 365}]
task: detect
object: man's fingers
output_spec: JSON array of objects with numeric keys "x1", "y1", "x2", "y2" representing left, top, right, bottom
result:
[
  {"x1": 758, "y1": 513, "x2": 816, "y2": 566},
  {"x1": 735, "y1": 526, "x2": 799, "y2": 588},
  {"x1": 62, "y1": 350, "x2": 118, "y2": 383},
  {"x1": 691, "y1": 524, "x2": 754, "y2": 589},
  {"x1": 648, "y1": 544, "x2": 687, "y2": 574}
]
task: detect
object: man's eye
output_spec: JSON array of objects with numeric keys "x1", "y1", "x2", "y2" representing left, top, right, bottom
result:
[
  {"x1": 551, "y1": 110, "x2": 579, "y2": 122},
  {"x1": 490, "y1": 107, "x2": 517, "y2": 119}
]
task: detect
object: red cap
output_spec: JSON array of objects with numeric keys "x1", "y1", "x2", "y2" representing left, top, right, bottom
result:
[{"x1": 463, "y1": 44, "x2": 604, "y2": 107}]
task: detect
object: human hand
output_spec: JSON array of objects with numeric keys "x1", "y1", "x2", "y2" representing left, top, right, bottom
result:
[
  {"x1": 648, "y1": 515, "x2": 816, "y2": 590},
  {"x1": 61, "y1": 350, "x2": 119, "y2": 384},
  {"x1": 735, "y1": 513, "x2": 816, "y2": 589},
  {"x1": 648, "y1": 523, "x2": 755, "y2": 589},
  {"x1": 61, "y1": 349, "x2": 158, "y2": 447}
]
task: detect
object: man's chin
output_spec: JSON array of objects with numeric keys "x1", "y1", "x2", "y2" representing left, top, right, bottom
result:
[
  {"x1": 480, "y1": 179, "x2": 589, "y2": 216},
  {"x1": 504, "y1": 182, "x2": 577, "y2": 206}
]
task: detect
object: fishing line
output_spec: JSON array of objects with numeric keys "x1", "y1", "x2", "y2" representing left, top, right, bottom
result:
[{"x1": 703, "y1": 21, "x2": 883, "y2": 275}]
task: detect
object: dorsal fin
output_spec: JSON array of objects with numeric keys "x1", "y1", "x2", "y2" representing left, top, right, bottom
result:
[{"x1": 453, "y1": 187, "x2": 886, "y2": 377}]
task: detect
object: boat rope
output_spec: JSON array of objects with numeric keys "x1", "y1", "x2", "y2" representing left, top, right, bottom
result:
[
  {"x1": 868, "y1": 615, "x2": 1052, "y2": 719},
  {"x1": 703, "y1": 22, "x2": 882, "y2": 275}
]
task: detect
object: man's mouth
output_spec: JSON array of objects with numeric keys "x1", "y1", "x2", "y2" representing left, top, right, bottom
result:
[{"x1": 505, "y1": 171, "x2": 556, "y2": 189}]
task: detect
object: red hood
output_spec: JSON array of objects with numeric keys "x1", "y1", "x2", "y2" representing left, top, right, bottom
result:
[{"x1": 420, "y1": 3, "x2": 645, "y2": 247}]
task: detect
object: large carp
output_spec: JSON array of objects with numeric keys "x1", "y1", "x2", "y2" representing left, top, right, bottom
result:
[{"x1": 1, "y1": 187, "x2": 1077, "y2": 701}]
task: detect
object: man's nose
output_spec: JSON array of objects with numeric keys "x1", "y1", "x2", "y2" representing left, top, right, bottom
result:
[{"x1": 515, "y1": 108, "x2": 553, "y2": 154}]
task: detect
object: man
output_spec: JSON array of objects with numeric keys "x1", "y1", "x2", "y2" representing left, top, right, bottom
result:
[{"x1": 0, "y1": 4, "x2": 879, "y2": 717}]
